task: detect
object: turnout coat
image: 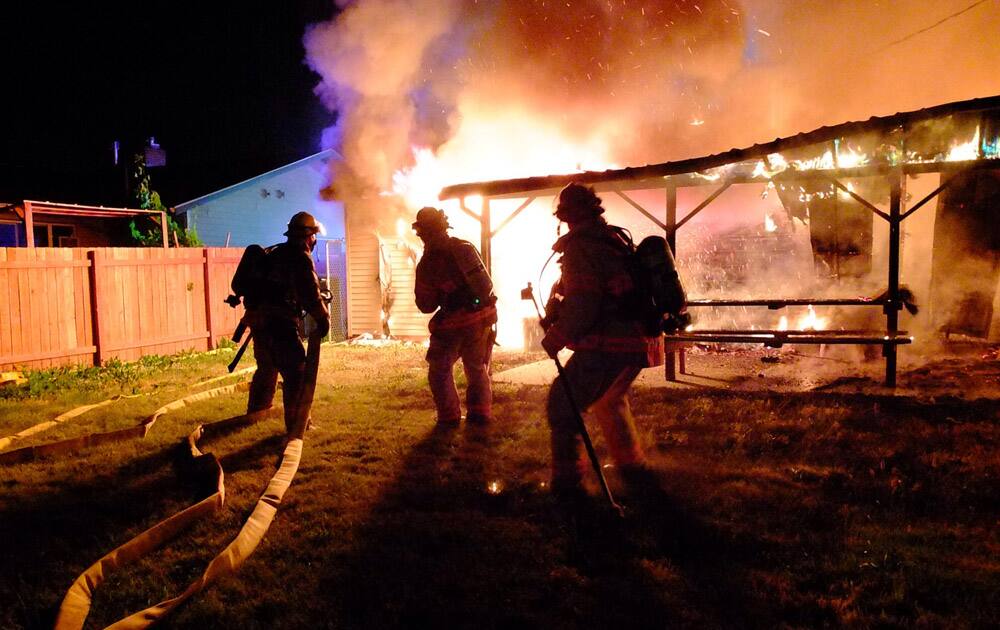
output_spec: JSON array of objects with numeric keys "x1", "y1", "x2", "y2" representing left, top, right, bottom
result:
[{"x1": 544, "y1": 216, "x2": 664, "y2": 368}]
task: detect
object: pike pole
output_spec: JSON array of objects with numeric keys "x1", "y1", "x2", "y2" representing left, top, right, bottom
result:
[{"x1": 522, "y1": 283, "x2": 624, "y2": 517}]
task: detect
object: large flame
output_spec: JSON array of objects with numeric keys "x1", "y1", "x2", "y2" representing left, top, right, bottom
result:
[
  {"x1": 945, "y1": 125, "x2": 981, "y2": 162},
  {"x1": 392, "y1": 109, "x2": 619, "y2": 209},
  {"x1": 388, "y1": 110, "x2": 620, "y2": 348}
]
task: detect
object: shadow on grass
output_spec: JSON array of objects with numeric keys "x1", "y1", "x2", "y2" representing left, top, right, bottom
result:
[
  {"x1": 314, "y1": 413, "x2": 783, "y2": 629},
  {"x1": 319, "y1": 420, "x2": 556, "y2": 628}
]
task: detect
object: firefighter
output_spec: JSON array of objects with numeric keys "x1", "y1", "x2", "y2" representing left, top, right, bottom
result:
[
  {"x1": 413, "y1": 206, "x2": 497, "y2": 424},
  {"x1": 541, "y1": 183, "x2": 665, "y2": 497},
  {"x1": 246, "y1": 211, "x2": 330, "y2": 435}
]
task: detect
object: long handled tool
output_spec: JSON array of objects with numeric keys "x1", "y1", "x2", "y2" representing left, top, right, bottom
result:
[
  {"x1": 521, "y1": 283, "x2": 624, "y2": 517},
  {"x1": 228, "y1": 320, "x2": 252, "y2": 373}
]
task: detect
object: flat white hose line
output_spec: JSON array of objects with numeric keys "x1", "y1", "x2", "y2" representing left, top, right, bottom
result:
[
  {"x1": 0, "y1": 367, "x2": 256, "y2": 461},
  {"x1": 0, "y1": 395, "x2": 140, "y2": 452},
  {"x1": 54, "y1": 337, "x2": 320, "y2": 628},
  {"x1": 192, "y1": 365, "x2": 257, "y2": 390},
  {"x1": 54, "y1": 416, "x2": 302, "y2": 629},
  {"x1": 0, "y1": 382, "x2": 250, "y2": 465}
]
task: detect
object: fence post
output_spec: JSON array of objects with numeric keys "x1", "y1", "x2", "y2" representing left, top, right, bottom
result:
[
  {"x1": 203, "y1": 248, "x2": 216, "y2": 350},
  {"x1": 87, "y1": 250, "x2": 105, "y2": 366}
]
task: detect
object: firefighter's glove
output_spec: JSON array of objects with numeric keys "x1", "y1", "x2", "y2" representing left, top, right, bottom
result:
[
  {"x1": 539, "y1": 314, "x2": 555, "y2": 331},
  {"x1": 541, "y1": 332, "x2": 564, "y2": 359},
  {"x1": 541, "y1": 296, "x2": 562, "y2": 331}
]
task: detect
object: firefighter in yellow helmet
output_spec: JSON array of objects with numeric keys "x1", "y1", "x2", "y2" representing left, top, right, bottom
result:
[
  {"x1": 541, "y1": 183, "x2": 664, "y2": 497},
  {"x1": 246, "y1": 211, "x2": 330, "y2": 435},
  {"x1": 413, "y1": 207, "x2": 497, "y2": 424}
]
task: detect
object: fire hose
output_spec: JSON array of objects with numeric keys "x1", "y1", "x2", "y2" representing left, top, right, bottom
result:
[
  {"x1": 521, "y1": 283, "x2": 625, "y2": 517},
  {"x1": 0, "y1": 367, "x2": 257, "y2": 466},
  {"x1": 0, "y1": 394, "x2": 139, "y2": 453},
  {"x1": 52, "y1": 332, "x2": 322, "y2": 628}
]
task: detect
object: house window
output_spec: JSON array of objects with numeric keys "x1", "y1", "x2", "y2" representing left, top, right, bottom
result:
[
  {"x1": 0, "y1": 222, "x2": 24, "y2": 247},
  {"x1": 32, "y1": 223, "x2": 76, "y2": 247}
]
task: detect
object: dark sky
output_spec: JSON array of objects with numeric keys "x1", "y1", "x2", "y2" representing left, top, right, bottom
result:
[{"x1": 1, "y1": 1, "x2": 337, "y2": 207}]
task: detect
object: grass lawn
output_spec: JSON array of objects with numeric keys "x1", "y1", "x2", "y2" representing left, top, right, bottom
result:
[{"x1": 1, "y1": 345, "x2": 998, "y2": 628}]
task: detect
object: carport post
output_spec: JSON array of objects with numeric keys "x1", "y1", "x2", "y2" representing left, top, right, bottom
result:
[
  {"x1": 885, "y1": 169, "x2": 904, "y2": 387},
  {"x1": 24, "y1": 201, "x2": 35, "y2": 247},
  {"x1": 160, "y1": 211, "x2": 169, "y2": 248},
  {"x1": 480, "y1": 196, "x2": 492, "y2": 274},
  {"x1": 665, "y1": 182, "x2": 678, "y2": 381}
]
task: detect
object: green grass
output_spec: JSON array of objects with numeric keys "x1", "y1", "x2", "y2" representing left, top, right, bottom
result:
[{"x1": 1, "y1": 346, "x2": 998, "y2": 628}]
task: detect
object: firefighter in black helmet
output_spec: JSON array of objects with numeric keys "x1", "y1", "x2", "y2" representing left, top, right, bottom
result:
[
  {"x1": 246, "y1": 211, "x2": 330, "y2": 435},
  {"x1": 542, "y1": 183, "x2": 665, "y2": 498},
  {"x1": 413, "y1": 207, "x2": 497, "y2": 425}
]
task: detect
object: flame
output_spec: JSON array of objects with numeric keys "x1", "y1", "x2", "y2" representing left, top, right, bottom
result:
[
  {"x1": 776, "y1": 308, "x2": 827, "y2": 332},
  {"x1": 835, "y1": 145, "x2": 868, "y2": 168},
  {"x1": 764, "y1": 214, "x2": 777, "y2": 232},
  {"x1": 395, "y1": 217, "x2": 408, "y2": 238},
  {"x1": 837, "y1": 181, "x2": 856, "y2": 200},
  {"x1": 945, "y1": 126, "x2": 980, "y2": 162},
  {"x1": 798, "y1": 305, "x2": 827, "y2": 330},
  {"x1": 752, "y1": 153, "x2": 789, "y2": 178},
  {"x1": 388, "y1": 110, "x2": 620, "y2": 348},
  {"x1": 391, "y1": 110, "x2": 619, "y2": 209},
  {"x1": 753, "y1": 144, "x2": 869, "y2": 180},
  {"x1": 487, "y1": 480, "x2": 503, "y2": 495}
]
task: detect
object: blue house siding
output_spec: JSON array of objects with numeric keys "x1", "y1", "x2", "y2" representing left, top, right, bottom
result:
[{"x1": 177, "y1": 150, "x2": 344, "y2": 248}]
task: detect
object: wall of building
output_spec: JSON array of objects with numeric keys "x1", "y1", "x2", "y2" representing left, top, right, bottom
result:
[
  {"x1": 181, "y1": 160, "x2": 344, "y2": 248},
  {"x1": 346, "y1": 222, "x2": 381, "y2": 337}
]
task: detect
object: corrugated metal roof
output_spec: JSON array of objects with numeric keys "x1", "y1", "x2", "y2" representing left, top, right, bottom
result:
[{"x1": 439, "y1": 94, "x2": 1000, "y2": 199}]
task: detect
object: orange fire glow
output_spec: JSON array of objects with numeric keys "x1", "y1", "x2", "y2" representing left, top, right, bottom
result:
[{"x1": 388, "y1": 111, "x2": 620, "y2": 348}]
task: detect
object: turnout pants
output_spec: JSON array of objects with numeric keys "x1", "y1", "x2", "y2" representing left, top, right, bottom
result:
[
  {"x1": 426, "y1": 324, "x2": 493, "y2": 422},
  {"x1": 247, "y1": 317, "x2": 306, "y2": 434},
  {"x1": 546, "y1": 351, "x2": 644, "y2": 489}
]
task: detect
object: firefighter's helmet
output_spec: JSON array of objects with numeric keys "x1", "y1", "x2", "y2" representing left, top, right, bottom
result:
[
  {"x1": 411, "y1": 206, "x2": 451, "y2": 233},
  {"x1": 285, "y1": 211, "x2": 323, "y2": 237},
  {"x1": 556, "y1": 182, "x2": 604, "y2": 223}
]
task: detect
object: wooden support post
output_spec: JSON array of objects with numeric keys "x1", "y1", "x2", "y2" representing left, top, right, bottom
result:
[
  {"x1": 203, "y1": 248, "x2": 216, "y2": 350},
  {"x1": 885, "y1": 169, "x2": 904, "y2": 387},
  {"x1": 87, "y1": 250, "x2": 105, "y2": 366},
  {"x1": 480, "y1": 196, "x2": 492, "y2": 274},
  {"x1": 666, "y1": 182, "x2": 677, "y2": 255},
  {"x1": 24, "y1": 201, "x2": 35, "y2": 247},
  {"x1": 665, "y1": 183, "x2": 678, "y2": 381},
  {"x1": 160, "y1": 211, "x2": 169, "y2": 249}
]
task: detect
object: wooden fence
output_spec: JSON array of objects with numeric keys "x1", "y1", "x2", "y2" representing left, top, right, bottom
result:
[{"x1": 0, "y1": 247, "x2": 245, "y2": 370}]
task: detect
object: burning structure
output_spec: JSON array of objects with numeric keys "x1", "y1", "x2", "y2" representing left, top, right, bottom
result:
[
  {"x1": 437, "y1": 95, "x2": 1000, "y2": 385},
  {"x1": 304, "y1": 1, "x2": 1000, "y2": 385}
]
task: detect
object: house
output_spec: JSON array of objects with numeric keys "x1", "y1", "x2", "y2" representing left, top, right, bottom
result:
[
  {"x1": 0, "y1": 201, "x2": 169, "y2": 248},
  {"x1": 175, "y1": 149, "x2": 348, "y2": 338}
]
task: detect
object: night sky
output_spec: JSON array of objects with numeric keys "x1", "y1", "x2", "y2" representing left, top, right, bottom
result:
[{"x1": 2, "y1": 1, "x2": 337, "y2": 207}]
